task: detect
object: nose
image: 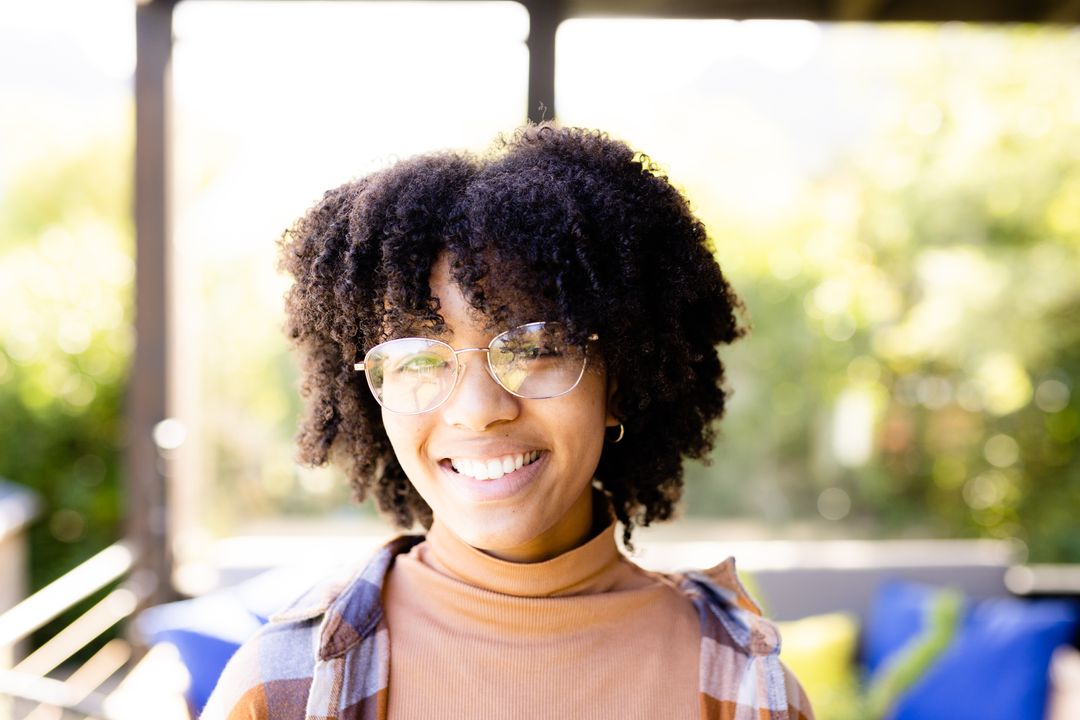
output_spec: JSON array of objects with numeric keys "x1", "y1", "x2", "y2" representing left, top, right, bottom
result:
[{"x1": 440, "y1": 350, "x2": 520, "y2": 431}]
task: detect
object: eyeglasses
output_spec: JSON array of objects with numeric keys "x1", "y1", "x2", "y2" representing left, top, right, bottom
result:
[{"x1": 354, "y1": 321, "x2": 597, "y2": 414}]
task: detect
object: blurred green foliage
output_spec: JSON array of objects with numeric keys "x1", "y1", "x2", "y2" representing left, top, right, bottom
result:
[
  {"x1": 0, "y1": 140, "x2": 130, "y2": 621},
  {"x1": 2, "y1": 27, "x2": 1078, "y2": 613},
  {"x1": 186, "y1": 26, "x2": 1079, "y2": 563},
  {"x1": 681, "y1": 26, "x2": 1080, "y2": 562}
]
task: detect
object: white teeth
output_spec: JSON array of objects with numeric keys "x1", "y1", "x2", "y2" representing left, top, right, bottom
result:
[{"x1": 451, "y1": 451, "x2": 541, "y2": 481}]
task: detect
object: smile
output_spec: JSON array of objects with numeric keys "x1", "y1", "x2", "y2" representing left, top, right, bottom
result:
[{"x1": 450, "y1": 451, "x2": 542, "y2": 480}]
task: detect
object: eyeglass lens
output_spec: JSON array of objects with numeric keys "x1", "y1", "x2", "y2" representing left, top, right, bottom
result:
[{"x1": 363, "y1": 323, "x2": 588, "y2": 414}]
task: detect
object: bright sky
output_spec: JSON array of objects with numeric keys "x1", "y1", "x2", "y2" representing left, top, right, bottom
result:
[
  {"x1": 0, "y1": 0, "x2": 135, "y2": 81},
  {"x1": 0, "y1": 0, "x2": 134, "y2": 192}
]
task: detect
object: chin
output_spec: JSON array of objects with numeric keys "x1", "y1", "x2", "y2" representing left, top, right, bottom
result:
[{"x1": 456, "y1": 518, "x2": 537, "y2": 552}]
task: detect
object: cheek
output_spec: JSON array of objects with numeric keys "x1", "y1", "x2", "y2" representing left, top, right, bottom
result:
[
  {"x1": 381, "y1": 412, "x2": 428, "y2": 465},
  {"x1": 561, "y1": 376, "x2": 611, "y2": 443},
  {"x1": 583, "y1": 371, "x2": 611, "y2": 416}
]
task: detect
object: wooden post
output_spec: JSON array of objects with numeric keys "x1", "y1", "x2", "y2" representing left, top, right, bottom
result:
[
  {"x1": 523, "y1": 0, "x2": 563, "y2": 123},
  {"x1": 130, "y1": 0, "x2": 176, "y2": 611}
]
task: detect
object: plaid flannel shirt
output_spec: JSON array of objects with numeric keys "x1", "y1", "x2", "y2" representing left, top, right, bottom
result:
[{"x1": 202, "y1": 535, "x2": 814, "y2": 720}]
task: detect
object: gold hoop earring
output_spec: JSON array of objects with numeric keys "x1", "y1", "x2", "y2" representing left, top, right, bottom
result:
[{"x1": 608, "y1": 423, "x2": 624, "y2": 444}]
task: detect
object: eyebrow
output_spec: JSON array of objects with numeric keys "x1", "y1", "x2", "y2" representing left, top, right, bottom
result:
[{"x1": 393, "y1": 321, "x2": 450, "y2": 341}]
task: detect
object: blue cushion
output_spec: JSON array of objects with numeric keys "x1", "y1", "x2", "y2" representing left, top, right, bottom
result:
[
  {"x1": 135, "y1": 562, "x2": 337, "y2": 713},
  {"x1": 136, "y1": 592, "x2": 264, "y2": 713},
  {"x1": 863, "y1": 580, "x2": 953, "y2": 675},
  {"x1": 865, "y1": 580, "x2": 1080, "y2": 720},
  {"x1": 892, "y1": 596, "x2": 1079, "y2": 720}
]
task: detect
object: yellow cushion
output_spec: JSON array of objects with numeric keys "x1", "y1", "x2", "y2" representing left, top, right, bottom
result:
[{"x1": 777, "y1": 612, "x2": 861, "y2": 720}]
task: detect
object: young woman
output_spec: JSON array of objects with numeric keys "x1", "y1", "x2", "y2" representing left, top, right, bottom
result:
[{"x1": 203, "y1": 124, "x2": 813, "y2": 720}]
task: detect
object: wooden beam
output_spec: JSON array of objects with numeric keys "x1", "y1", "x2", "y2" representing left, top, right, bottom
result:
[
  {"x1": 523, "y1": 0, "x2": 564, "y2": 122},
  {"x1": 832, "y1": 0, "x2": 894, "y2": 21},
  {"x1": 558, "y1": 0, "x2": 1078, "y2": 21},
  {"x1": 561, "y1": 0, "x2": 833, "y2": 19},
  {"x1": 131, "y1": 0, "x2": 176, "y2": 610},
  {"x1": 1045, "y1": 0, "x2": 1080, "y2": 22}
]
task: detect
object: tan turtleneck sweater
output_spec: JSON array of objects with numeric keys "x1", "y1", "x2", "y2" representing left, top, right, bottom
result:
[{"x1": 381, "y1": 515, "x2": 702, "y2": 719}]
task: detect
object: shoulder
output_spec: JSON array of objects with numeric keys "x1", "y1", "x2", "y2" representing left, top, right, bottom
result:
[
  {"x1": 664, "y1": 557, "x2": 816, "y2": 720},
  {"x1": 200, "y1": 534, "x2": 424, "y2": 720},
  {"x1": 665, "y1": 557, "x2": 779, "y2": 654},
  {"x1": 198, "y1": 618, "x2": 321, "y2": 719}
]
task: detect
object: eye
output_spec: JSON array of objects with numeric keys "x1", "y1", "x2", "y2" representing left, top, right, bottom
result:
[
  {"x1": 528, "y1": 342, "x2": 562, "y2": 359},
  {"x1": 395, "y1": 352, "x2": 449, "y2": 374},
  {"x1": 502, "y1": 339, "x2": 561, "y2": 360}
]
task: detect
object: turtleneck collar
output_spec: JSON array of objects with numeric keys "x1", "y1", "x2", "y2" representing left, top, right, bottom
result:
[
  {"x1": 379, "y1": 494, "x2": 706, "y2": 719},
  {"x1": 420, "y1": 492, "x2": 628, "y2": 598}
]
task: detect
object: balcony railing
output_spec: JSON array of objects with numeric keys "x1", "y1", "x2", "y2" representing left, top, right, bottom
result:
[{"x1": 0, "y1": 542, "x2": 179, "y2": 719}]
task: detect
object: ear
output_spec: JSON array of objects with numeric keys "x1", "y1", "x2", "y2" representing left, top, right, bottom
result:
[{"x1": 604, "y1": 376, "x2": 620, "y2": 427}]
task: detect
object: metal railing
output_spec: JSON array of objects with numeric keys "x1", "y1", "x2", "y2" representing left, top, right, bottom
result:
[{"x1": 0, "y1": 542, "x2": 150, "y2": 720}]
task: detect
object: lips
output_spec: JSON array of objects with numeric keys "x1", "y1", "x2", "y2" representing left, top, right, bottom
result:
[
  {"x1": 437, "y1": 450, "x2": 548, "y2": 503},
  {"x1": 450, "y1": 451, "x2": 542, "y2": 480}
]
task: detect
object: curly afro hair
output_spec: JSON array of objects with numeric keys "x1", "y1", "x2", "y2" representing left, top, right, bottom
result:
[{"x1": 279, "y1": 123, "x2": 745, "y2": 546}]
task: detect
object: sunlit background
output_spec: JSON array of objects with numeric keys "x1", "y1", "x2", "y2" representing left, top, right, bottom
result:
[
  {"x1": 4, "y1": 0, "x2": 1080, "y2": 576},
  {"x1": 2, "y1": 1, "x2": 1080, "y2": 716}
]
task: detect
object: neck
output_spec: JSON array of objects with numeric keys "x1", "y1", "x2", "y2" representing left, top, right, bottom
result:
[{"x1": 482, "y1": 486, "x2": 599, "y2": 563}]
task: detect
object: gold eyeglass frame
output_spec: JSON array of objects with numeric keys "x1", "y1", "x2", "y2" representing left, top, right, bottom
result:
[{"x1": 353, "y1": 321, "x2": 599, "y2": 415}]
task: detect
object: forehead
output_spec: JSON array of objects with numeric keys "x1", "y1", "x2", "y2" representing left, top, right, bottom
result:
[
  {"x1": 428, "y1": 256, "x2": 478, "y2": 332},
  {"x1": 376, "y1": 248, "x2": 572, "y2": 345},
  {"x1": 425, "y1": 253, "x2": 554, "y2": 335}
]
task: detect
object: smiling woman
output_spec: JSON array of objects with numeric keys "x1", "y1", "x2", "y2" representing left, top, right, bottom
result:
[
  {"x1": 201, "y1": 123, "x2": 814, "y2": 720},
  {"x1": 379, "y1": 255, "x2": 615, "y2": 563}
]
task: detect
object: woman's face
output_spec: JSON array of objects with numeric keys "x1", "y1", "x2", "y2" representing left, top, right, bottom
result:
[{"x1": 380, "y1": 255, "x2": 617, "y2": 562}]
